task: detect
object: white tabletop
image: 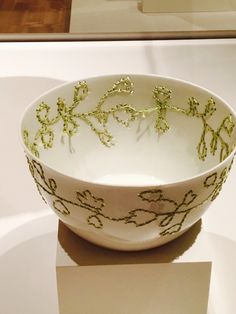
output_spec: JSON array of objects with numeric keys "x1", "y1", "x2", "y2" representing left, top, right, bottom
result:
[{"x1": 0, "y1": 39, "x2": 236, "y2": 314}]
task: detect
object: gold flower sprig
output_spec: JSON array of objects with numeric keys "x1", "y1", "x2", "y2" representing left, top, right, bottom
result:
[
  {"x1": 27, "y1": 157, "x2": 233, "y2": 234},
  {"x1": 151, "y1": 88, "x2": 235, "y2": 161},
  {"x1": 24, "y1": 77, "x2": 135, "y2": 155},
  {"x1": 23, "y1": 77, "x2": 235, "y2": 162}
]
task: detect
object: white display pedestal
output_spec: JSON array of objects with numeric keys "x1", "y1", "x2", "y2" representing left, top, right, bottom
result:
[
  {"x1": 142, "y1": 0, "x2": 236, "y2": 13},
  {"x1": 56, "y1": 222, "x2": 211, "y2": 314}
]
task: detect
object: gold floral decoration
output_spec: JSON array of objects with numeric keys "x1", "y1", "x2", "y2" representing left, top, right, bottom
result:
[
  {"x1": 23, "y1": 77, "x2": 235, "y2": 162},
  {"x1": 26, "y1": 157, "x2": 234, "y2": 236}
]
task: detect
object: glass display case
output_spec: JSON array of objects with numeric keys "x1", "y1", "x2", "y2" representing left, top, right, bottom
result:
[
  {"x1": 0, "y1": 2, "x2": 236, "y2": 314},
  {"x1": 0, "y1": 0, "x2": 236, "y2": 40}
]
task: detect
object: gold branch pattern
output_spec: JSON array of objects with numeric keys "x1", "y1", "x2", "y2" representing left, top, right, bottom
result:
[
  {"x1": 27, "y1": 157, "x2": 233, "y2": 236},
  {"x1": 23, "y1": 77, "x2": 235, "y2": 162}
]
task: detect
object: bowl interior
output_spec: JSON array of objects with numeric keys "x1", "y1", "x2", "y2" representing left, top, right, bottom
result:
[{"x1": 22, "y1": 75, "x2": 236, "y2": 186}]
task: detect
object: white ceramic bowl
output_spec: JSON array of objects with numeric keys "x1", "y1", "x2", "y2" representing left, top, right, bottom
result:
[{"x1": 21, "y1": 74, "x2": 236, "y2": 250}]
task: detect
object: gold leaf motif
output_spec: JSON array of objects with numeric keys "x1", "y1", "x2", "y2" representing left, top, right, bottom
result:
[
  {"x1": 73, "y1": 81, "x2": 88, "y2": 102},
  {"x1": 77, "y1": 190, "x2": 105, "y2": 210},
  {"x1": 183, "y1": 190, "x2": 197, "y2": 205},
  {"x1": 36, "y1": 102, "x2": 51, "y2": 124},
  {"x1": 139, "y1": 189, "x2": 163, "y2": 202},
  {"x1": 204, "y1": 173, "x2": 218, "y2": 187},
  {"x1": 32, "y1": 160, "x2": 44, "y2": 180},
  {"x1": 210, "y1": 134, "x2": 218, "y2": 155},
  {"x1": 53, "y1": 200, "x2": 70, "y2": 215},
  {"x1": 87, "y1": 215, "x2": 103, "y2": 229},
  {"x1": 125, "y1": 209, "x2": 157, "y2": 227},
  {"x1": 198, "y1": 139, "x2": 207, "y2": 161},
  {"x1": 112, "y1": 104, "x2": 137, "y2": 127},
  {"x1": 187, "y1": 97, "x2": 199, "y2": 116},
  {"x1": 223, "y1": 115, "x2": 235, "y2": 135},
  {"x1": 40, "y1": 128, "x2": 54, "y2": 149},
  {"x1": 48, "y1": 178, "x2": 57, "y2": 191},
  {"x1": 160, "y1": 223, "x2": 182, "y2": 235},
  {"x1": 112, "y1": 77, "x2": 133, "y2": 94},
  {"x1": 220, "y1": 143, "x2": 230, "y2": 162},
  {"x1": 155, "y1": 117, "x2": 169, "y2": 134},
  {"x1": 153, "y1": 86, "x2": 171, "y2": 103},
  {"x1": 204, "y1": 98, "x2": 216, "y2": 118}
]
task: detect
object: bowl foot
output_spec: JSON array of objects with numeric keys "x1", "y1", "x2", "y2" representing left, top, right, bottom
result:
[{"x1": 64, "y1": 222, "x2": 191, "y2": 251}]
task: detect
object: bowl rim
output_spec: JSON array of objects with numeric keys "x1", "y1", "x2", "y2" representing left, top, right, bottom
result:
[{"x1": 20, "y1": 73, "x2": 236, "y2": 189}]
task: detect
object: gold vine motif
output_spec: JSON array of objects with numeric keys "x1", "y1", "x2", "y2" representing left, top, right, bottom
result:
[
  {"x1": 27, "y1": 157, "x2": 233, "y2": 235},
  {"x1": 23, "y1": 77, "x2": 235, "y2": 161}
]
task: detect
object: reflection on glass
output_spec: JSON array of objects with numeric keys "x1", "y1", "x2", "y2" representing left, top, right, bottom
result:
[{"x1": 0, "y1": 0, "x2": 236, "y2": 39}]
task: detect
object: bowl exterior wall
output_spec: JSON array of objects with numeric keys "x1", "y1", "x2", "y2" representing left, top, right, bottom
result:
[{"x1": 25, "y1": 153, "x2": 234, "y2": 250}]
